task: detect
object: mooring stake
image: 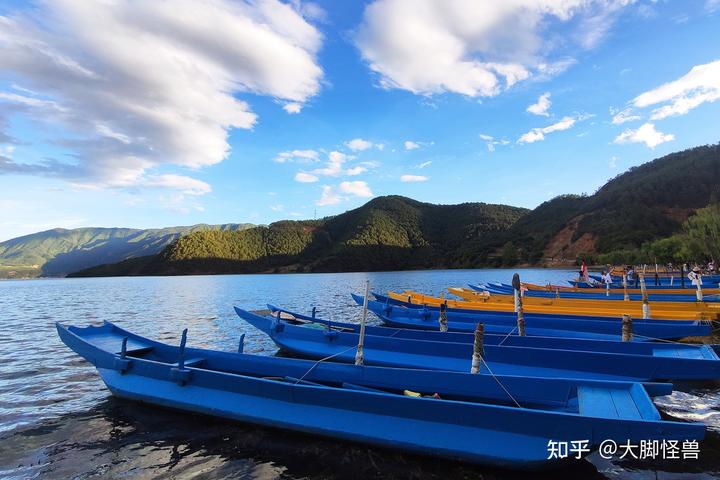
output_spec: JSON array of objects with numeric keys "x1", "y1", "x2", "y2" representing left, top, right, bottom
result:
[
  {"x1": 622, "y1": 274, "x2": 629, "y2": 301},
  {"x1": 355, "y1": 280, "x2": 370, "y2": 366},
  {"x1": 178, "y1": 328, "x2": 188, "y2": 370},
  {"x1": 470, "y1": 322, "x2": 485, "y2": 374},
  {"x1": 639, "y1": 274, "x2": 650, "y2": 319},
  {"x1": 238, "y1": 333, "x2": 245, "y2": 353},
  {"x1": 622, "y1": 314, "x2": 633, "y2": 342},
  {"x1": 439, "y1": 301, "x2": 448, "y2": 332}
]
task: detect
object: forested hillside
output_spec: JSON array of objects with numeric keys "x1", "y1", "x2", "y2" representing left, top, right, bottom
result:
[
  {"x1": 9, "y1": 143, "x2": 720, "y2": 278},
  {"x1": 69, "y1": 197, "x2": 527, "y2": 276},
  {"x1": 459, "y1": 143, "x2": 720, "y2": 265},
  {"x1": 0, "y1": 224, "x2": 253, "y2": 277}
]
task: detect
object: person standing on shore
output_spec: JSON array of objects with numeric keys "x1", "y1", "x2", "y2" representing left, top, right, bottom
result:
[
  {"x1": 580, "y1": 260, "x2": 589, "y2": 281},
  {"x1": 601, "y1": 270, "x2": 613, "y2": 286},
  {"x1": 688, "y1": 267, "x2": 703, "y2": 287}
]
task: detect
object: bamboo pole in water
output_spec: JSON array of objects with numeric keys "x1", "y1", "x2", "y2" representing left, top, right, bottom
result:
[
  {"x1": 639, "y1": 274, "x2": 650, "y2": 319},
  {"x1": 622, "y1": 314, "x2": 633, "y2": 341},
  {"x1": 355, "y1": 280, "x2": 369, "y2": 366},
  {"x1": 623, "y1": 274, "x2": 630, "y2": 301},
  {"x1": 470, "y1": 322, "x2": 484, "y2": 374},
  {"x1": 439, "y1": 301, "x2": 448, "y2": 332}
]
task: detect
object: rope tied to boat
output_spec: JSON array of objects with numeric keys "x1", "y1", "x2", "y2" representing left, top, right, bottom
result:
[
  {"x1": 497, "y1": 325, "x2": 518, "y2": 346},
  {"x1": 480, "y1": 355, "x2": 522, "y2": 409},
  {"x1": 295, "y1": 345, "x2": 363, "y2": 385}
]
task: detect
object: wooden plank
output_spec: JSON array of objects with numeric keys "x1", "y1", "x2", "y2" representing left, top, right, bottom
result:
[
  {"x1": 610, "y1": 389, "x2": 641, "y2": 420},
  {"x1": 577, "y1": 386, "x2": 618, "y2": 419}
]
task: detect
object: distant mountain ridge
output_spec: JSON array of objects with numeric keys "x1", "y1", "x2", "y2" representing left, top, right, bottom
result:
[
  {"x1": 4, "y1": 142, "x2": 719, "y2": 278},
  {"x1": 69, "y1": 197, "x2": 528, "y2": 276},
  {"x1": 0, "y1": 224, "x2": 254, "y2": 278},
  {"x1": 493, "y1": 143, "x2": 720, "y2": 263}
]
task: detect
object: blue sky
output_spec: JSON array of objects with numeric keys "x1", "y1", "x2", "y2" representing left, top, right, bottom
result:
[{"x1": 1, "y1": 0, "x2": 719, "y2": 241}]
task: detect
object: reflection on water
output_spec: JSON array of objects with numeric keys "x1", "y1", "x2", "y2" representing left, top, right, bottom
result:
[{"x1": 1, "y1": 270, "x2": 719, "y2": 478}]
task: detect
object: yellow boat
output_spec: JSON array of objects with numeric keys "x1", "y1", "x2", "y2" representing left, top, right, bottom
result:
[
  {"x1": 393, "y1": 290, "x2": 719, "y2": 321},
  {"x1": 521, "y1": 282, "x2": 720, "y2": 296},
  {"x1": 445, "y1": 288, "x2": 716, "y2": 312}
]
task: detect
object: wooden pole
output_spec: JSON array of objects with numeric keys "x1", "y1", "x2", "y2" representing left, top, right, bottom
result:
[
  {"x1": 439, "y1": 301, "x2": 448, "y2": 332},
  {"x1": 517, "y1": 294, "x2": 526, "y2": 336},
  {"x1": 470, "y1": 322, "x2": 484, "y2": 374},
  {"x1": 512, "y1": 273, "x2": 521, "y2": 312},
  {"x1": 639, "y1": 274, "x2": 650, "y2": 319},
  {"x1": 355, "y1": 280, "x2": 370, "y2": 366},
  {"x1": 681, "y1": 264, "x2": 685, "y2": 288},
  {"x1": 622, "y1": 314, "x2": 633, "y2": 341},
  {"x1": 178, "y1": 328, "x2": 188, "y2": 369},
  {"x1": 622, "y1": 274, "x2": 629, "y2": 301}
]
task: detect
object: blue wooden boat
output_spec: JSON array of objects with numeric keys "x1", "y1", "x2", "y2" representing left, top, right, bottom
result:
[
  {"x1": 570, "y1": 280, "x2": 710, "y2": 290},
  {"x1": 238, "y1": 308, "x2": 720, "y2": 381},
  {"x1": 56, "y1": 321, "x2": 705, "y2": 468},
  {"x1": 357, "y1": 294, "x2": 712, "y2": 340},
  {"x1": 267, "y1": 304, "x2": 720, "y2": 359},
  {"x1": 590, "y1": 273, "x2": 720, "y2": 286},
  {"x1": 472, "y1": 283, "x2": 720, "y2": 302}
]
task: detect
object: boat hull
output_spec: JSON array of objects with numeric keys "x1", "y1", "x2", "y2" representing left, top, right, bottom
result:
[
  {"x1": 359, "y1": 294, "x2": 712, "y2": 340},
  {"x1": 57, "y1": 321, "x2": 705, "y2": 469},
  {"x1": 239, "y1": 308, "x2": 720, "y2": 381}
]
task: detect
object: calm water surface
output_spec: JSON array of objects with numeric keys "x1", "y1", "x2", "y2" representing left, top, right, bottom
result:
[{"x1": 1, "y1": 269, "x2": 719, "y2": 479}]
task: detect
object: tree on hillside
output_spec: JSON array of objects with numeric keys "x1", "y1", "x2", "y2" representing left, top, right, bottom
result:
[{"x1": 684, "y1": 203, "x2": 720, "y2": 261}]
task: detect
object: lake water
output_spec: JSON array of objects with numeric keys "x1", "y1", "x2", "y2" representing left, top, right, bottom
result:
[{"x1": 1, "y1": 269, "x2": 719, "y2": 479}]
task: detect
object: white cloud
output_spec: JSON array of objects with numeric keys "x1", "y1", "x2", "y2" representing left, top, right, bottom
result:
[
  {"x1": 316, "y1": 185, "x2": 341, "y2": 206},
  {"x1": 404, "y1": 141, "x2": 420, "y2": 150},
  {"x1": 346, "y1": 138, "x2": 374, "y2": 151},
  {"x1": 283, "y1": 102, "x2": 303, "y2": 114},
  {"x1": 345, "y1": 166, "x2": 368, "y2": 176},
  {"x1": 631, "y1": 60, "x2": 720, "y2": 120},
  {"x1": 312, "y1": 151, "x2": 349, "y2": 176},
  {"x1": 479, "y1": 134, "x2": 509, "y2": 151},
  {"x1": 613, "y1": 123, "x2": 674, "y2": 148},
  {"x1": 417, "y1": 161, "x2": 432, "y2": 168},
  {"x1": 527, "y1": 92, "x2": 551, "y2": 116},
  {"x1": 707, "y1": 0, "x2": 720, "y2": 12},
  {"x1": 315, "y1": 181, "x2": 373, "y2": 206},
  {"x1": 339, "y1": 181, "x2": 373, "y2": 197},
  {"x1": 609, "y1": 155, "x2": 618, "y2": 169},
  {"x1": 611, "y1": 107, "x2": 641, "y2": 124},
  {"x1": 517, "y1": 116, "x2": 577, "y2": 144},
  {"x1": 400, "y1": 174, "x2": 428, "y2": 182},
  {"x1": 0, "y1": 0, "x2": 324, "y2": 193},
  {"x1": 287, "y1": 148, "x2": 379, "y2": 183},
  {"x1": 294, "y1": 172, "x2": 319, "y2": 183},
  {"x1": 269, "y1": 204, "x2": 284, "y2": 212},
  {"x1": 275, "y1": 149, "x2": 319, "y2": 163},
  {"x1": 142, "y1": 174, "x2": 212, "y2": 195},
  {"x1": 356, "y1": 0, "x2": 633, "y2": 98}
]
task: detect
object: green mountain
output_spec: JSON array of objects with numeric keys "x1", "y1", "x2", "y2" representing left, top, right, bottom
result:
[
  {"x1": 0, "y1": 224, "x2": 253, "y2": 278},
  {"x1": 459, "y1": 143, "x2": 720, "y2": 265},
  {"x1": 9, "y1": 143, "x2": 720, "y2": 278},
  {"x1": 69, "y1": 197, "x2": 528, "y2": 276}
]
